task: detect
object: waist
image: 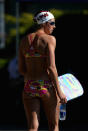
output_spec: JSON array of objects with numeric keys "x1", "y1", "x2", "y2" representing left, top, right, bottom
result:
[
  {"x1": 25, "y1": 79, "x2": 51, "y2": 84},
  {"x1": 24, "y1": 74, "x2": 49, "y2": 82}
]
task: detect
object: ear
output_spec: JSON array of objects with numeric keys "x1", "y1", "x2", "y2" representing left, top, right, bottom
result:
[
  {"x1": 45, "y1": 22, "x2": 49, "y2": 27},
  {"x1": 42, "y1": 22, "x2": 47, "y2": 27}
]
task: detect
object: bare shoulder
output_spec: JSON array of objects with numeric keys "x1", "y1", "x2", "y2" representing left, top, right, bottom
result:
[
  {"x1": 39, "y1": 35, "x2": 56, "y2": 54},
  {"x1": 40, "y1": 34, "x2": 56, "y2": 45},
  {"x1": 48, "y1": 35, "x2": 56, "y2": 43},
  {"x1": 46, "y1": 35, "x2": 56, "y2": 49}
]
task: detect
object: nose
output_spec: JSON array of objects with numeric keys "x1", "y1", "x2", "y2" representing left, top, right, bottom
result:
[{"x1": 53, "y1": 25, "x2": 56, "y2": 29}]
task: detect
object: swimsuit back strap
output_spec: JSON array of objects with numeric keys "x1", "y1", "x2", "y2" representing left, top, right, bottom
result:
[
  {"x1": 27, "y1": 33, "x2": 44, "y2": 48},
  {"x1": 27, "y1": 34, "x2": 33, "y2": 47}
]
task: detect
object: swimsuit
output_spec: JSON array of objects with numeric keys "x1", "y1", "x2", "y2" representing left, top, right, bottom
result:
[
  {"x1": 24, "y1": 34, "x2": 52, "y2": 97},
  {"x1": 24, "y1": 34, "x2": 47, "y2": 58},
  {"x1": 24, "y1": 80, "x2": 52, "y2": 97}
]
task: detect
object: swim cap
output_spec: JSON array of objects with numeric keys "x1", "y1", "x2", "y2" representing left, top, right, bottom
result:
[{"x1": 34, "y1": 11, "x2": 54, "y2": 24}]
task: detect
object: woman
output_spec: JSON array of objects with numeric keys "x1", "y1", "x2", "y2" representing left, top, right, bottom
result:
[{"x1": 18, "y1": 10, "x2": 67, "y2": 131}]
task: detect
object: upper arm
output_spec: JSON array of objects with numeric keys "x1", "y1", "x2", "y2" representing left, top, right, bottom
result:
[
  {"x1": 46, "y1": 36, "x2": 56, "y2": 69},
  {"x1": 18, "y1": 37, "x2": 26, "y2": 74}
]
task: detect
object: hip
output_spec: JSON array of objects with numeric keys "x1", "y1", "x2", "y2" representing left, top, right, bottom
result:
[{"x1": 23, "y1": 79, "x2": 54, "y2": 97}]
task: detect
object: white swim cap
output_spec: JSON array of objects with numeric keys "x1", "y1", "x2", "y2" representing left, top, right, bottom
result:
[{"x1": 34, "y1": 11, "x2": 54, "y2": 24}]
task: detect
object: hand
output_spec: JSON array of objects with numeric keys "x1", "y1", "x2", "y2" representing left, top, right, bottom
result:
[{"x1": 58, "y1": 91, "x2": 67, "y2": 104}]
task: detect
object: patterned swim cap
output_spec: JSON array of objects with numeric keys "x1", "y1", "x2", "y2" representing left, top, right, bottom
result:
[{"x1": 34, "y1": 11, "x2": 54, "y2": 24}]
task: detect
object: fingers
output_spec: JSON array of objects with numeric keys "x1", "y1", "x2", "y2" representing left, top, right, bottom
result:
[
  {"x1": 65, "y1": 97, "x2": 67, "y2": 103},
  {"x1": 60, "y1": 98, "x2": 67, "y2": 104}
]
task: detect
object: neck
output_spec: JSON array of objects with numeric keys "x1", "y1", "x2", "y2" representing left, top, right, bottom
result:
[{"x1": 37, "y1": 28, "x2": 46, "y2": 34}]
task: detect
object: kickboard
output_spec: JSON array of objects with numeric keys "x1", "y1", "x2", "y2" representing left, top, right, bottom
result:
[{"x1": 58, "y1": 73, "x2": 84, "y2": 101}]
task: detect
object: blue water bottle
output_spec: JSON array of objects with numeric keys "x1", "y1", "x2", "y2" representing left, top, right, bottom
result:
[{"x1": 59, "y1": 104, "x2": 66, "y2": 121}]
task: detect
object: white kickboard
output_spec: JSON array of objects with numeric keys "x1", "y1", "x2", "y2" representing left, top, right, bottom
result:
[{"x1": 58, "y1": 73, "x2": 84, "y2": 101}]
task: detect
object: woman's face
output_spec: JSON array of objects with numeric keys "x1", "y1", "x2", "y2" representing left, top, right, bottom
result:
[{"x1": 44, "y1": 18, "x2": 56, "y2": 34}]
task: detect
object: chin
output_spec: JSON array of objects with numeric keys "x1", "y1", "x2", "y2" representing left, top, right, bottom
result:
[
  {"x1": 47, "y1": 32, "x2": 51, "y2": 35},
  {"x1": 50, "y1": 31, "x2": 53, "y2": 34},
  {"x1": 47, "y1": 30, "x2": 53, "y2": 35}
]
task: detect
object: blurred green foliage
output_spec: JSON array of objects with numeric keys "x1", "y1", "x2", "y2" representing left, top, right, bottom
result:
[
  {"x1": 83, "y1": 10, "x2": 88, "y2": 15},
  {"x1": 5, "y1": 9, "x2": 88, "y2": 45},
  {"x1": 5, "y1": 13, "x2": 34, "y2": 44},
  {"x1": 0, "y1": 9, "x2": 87, "y2": 69},
  {"x1": 51, "y1": 9, "x2": 64, "y2": 18},
  {"x1": 0, "y1": 59, "x2": 9, "y2": 69}
]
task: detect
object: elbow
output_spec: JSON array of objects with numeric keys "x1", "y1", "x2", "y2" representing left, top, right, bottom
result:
[
  {"x1": 18, "y1": 67, "x2": 25, "y2": 76},
  {"x1": 19, "y1": 71, "x2": 25, "y2": 76},
  {"x1": 48, "y1": 65, "x2": 56, "y2": 72}
]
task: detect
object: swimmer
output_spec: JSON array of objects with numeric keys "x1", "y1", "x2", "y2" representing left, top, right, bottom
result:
[{"x1": 18, "y1": 10, "x2": 67, "y2": 131}]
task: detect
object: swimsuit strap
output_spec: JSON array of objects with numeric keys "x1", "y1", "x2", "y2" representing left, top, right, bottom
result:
[
  {"x1": 29, "y1": 34, "x2": 33, "y2": 45},
  {"x1": 27, "y1": 34, "x2": 39, "y2": 51},
  {"x1": 25, "y1": 33, "x2": 48, "y2": 58},
  {"x1": 28, "y1": 34, "x2": 34, "y2": 47},
  {"x1": 28, "y1": 33, "x2": 44, "y2": 47}
]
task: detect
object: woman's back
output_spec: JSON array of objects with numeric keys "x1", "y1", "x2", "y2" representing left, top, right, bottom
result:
[{"x1": 20, "y1": 32, "x2": 49, "y2": 81}]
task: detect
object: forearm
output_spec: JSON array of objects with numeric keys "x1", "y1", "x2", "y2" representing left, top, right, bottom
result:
[
  {"x1": 48, "y1": 66, "x2": 62, "y2": 94},
  {"x1": 18, "y1": 58, "x2": 26, "y2": 76}
]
